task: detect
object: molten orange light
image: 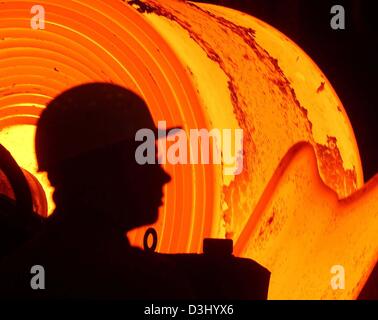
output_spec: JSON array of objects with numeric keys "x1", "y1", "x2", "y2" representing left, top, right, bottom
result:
[
  {"x1": 234, "y1": 142, "x2": 378, "y2": 299},
  {"x1": 0, "y1": 0, "x2": 376, "y2": 299}
]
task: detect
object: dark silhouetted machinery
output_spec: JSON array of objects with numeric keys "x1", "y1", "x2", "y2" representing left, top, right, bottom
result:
[
  {"x1": 0, "y1": 144, "x2": 45, "y2": 259},
  {"x1": 144, "y1": 229, "x2": 271, "y2": 299},
  {"x1": 0, "y1": 145, "x2": 270, "y2": 299}
]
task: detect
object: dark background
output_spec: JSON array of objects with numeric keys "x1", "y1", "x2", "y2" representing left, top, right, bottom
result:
[{"x1": 193, "y1": 0, "x2": 378, "y2": 181}]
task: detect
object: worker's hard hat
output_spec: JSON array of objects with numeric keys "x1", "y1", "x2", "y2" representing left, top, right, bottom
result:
[{"x1": 35, "y1": 82, "x2": 175, "y2": 172}]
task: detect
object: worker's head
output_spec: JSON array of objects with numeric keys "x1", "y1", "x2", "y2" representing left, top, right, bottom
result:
[{"x1": 35, "y1": 83, "x2": 171, "y2": 231}]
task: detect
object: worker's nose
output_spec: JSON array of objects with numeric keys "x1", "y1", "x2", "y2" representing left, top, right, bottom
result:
[{"x1": 160, "y1": 166, "x2": 171, "y2": 185}]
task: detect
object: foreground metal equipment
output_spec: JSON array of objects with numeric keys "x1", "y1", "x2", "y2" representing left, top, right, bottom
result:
[
  {"x1": 145, "y1": 229, "x2": 270, "y2": 300},
  {"x1": 0, "y1": 144, "x2": 45, "y2": 259}
]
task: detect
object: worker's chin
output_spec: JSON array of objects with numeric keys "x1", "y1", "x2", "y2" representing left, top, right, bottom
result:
[{"x1": 146, "y1": 208, "x2": 159, "y2": 225}]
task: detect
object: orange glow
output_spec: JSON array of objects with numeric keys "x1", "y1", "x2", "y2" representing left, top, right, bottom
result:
[
  {"x1": 234, "y1": 142, "x2": 378, "y2": 299},
  {"x1": 0, "y1": 0, "x2": 376, "y2": 299},
  {"x1": 0, "y1": 0, "x2": 216, "y2": 255}
]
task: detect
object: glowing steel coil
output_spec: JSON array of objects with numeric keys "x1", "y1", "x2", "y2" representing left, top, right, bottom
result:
[{"x1": 0, "y1": 0, "x2": 215, "y2": 254}]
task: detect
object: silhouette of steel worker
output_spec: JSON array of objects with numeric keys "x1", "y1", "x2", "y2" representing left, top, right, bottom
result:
[{"x1": 0, "y1": 83, "x2": 193, "y2": 299}]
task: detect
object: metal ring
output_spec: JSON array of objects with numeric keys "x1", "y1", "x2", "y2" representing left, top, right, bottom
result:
[{"x1": 143, "y1": 227, "x2": 158, "y2": 253}]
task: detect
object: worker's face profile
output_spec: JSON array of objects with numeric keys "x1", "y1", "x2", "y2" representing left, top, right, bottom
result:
[{"x1": 106, "y1": 140, "x2": 171, "y2": 230}]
